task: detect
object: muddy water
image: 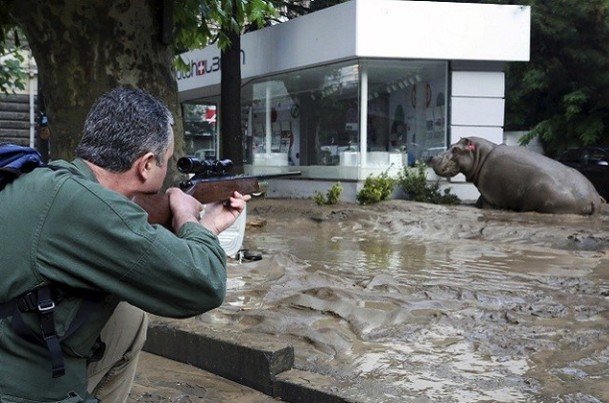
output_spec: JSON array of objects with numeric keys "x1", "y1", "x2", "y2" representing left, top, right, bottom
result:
[{"x1": 195, "y1": 200, "x2": 609, "y2": 402}]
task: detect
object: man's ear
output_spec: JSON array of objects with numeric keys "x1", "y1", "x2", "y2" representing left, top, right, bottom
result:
[{"x1": 134, "y1": 152, "x2": 156, "y2": 182}]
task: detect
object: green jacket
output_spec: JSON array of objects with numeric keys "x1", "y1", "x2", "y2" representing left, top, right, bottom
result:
[{"x1": 0, "y1": 159, "x2": 227, "y2": 402}]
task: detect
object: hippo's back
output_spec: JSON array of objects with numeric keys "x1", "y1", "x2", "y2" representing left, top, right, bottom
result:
[{"x1": 484, "y1": 145, "x2": 603, "y2": 214}]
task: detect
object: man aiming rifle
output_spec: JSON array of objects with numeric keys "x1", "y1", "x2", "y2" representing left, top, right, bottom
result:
[{"x1": 0, "y1": 87, "x2": 249, "y2": 402}]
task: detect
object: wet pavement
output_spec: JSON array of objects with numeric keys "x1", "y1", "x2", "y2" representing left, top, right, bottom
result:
[
  {"x1": 148, "y1": 199, "x2": 609, "y2": 402},
  {"x1": 130, "y1": 351, "x2": 277, "y2": 402}
]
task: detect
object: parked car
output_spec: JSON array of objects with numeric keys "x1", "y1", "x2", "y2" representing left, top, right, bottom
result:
[{"x1": 557, "y1": 147, "x2": 609, "y2": 199}]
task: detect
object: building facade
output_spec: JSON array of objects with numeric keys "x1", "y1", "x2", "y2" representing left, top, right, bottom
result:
[
  {"x1": 177, "y1": 0, "x2": 531, "y2": 201},
  {"x1": 0, "y1": 52, "x2": 38, "y2": 148}
]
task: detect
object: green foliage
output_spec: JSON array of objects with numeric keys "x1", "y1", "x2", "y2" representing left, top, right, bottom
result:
[
  {"x1": 174, "y1": 0, "x2": 276, "y2": 53},
  {"x1": 326, "y1": 182, "x2": 343, "y2": 204},
  {"x1": 313, "y1": 182, "x2": 343, "y2": 205},
  {"x1": 273, "y1": 0, "x2": 350, "y2": 18},
  {"x1": 398, "y1": 161, "x2": 460, "y2": 205},
  {"x1": 508, "y1": 0, "x2": 609, "y2": 156},
  {"x1": 0, "y1": 25, "x2": 27, "y2": 94},
  {"x1": 398, "y1": 161, "x2": 428, "y2": 202},
  {"x1": 356, "y1": 171, "x2": 395, "y2": 205},
  {"x1": 0, "y1": 54, "x2": 26, "y2": 93}
]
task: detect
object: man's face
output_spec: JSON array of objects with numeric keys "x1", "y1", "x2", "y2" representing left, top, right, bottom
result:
[{"x1": 147, "y1": 129, "x2": 174, "y2": 192}]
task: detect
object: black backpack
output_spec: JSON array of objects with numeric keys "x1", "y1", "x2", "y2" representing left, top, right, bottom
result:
[{"x1": 0, "y1": 143, "x2": 45, "y2": 190}]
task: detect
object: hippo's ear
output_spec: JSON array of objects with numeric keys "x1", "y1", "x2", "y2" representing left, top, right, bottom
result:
[{"x1": 464, "y1": 138, "x2": 476, "y2": 151}]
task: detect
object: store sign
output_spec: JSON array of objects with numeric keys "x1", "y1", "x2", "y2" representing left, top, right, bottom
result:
[{"x1": 177, "y1": 50, "x2": 246, "y2": 81}]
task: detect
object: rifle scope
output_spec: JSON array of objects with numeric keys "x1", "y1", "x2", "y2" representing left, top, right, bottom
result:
[{"x1": 177, "y1": 157, "x2": 233, "y2": 175}]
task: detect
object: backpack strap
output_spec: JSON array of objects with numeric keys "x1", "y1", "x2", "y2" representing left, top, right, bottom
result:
[
  {"x1": 0, "y1": 285, "x2": 103, "y2": 378},
  {"x1": 0, "y1": 285, "x2": 64, "y2": 377},
  {"x1": 37, "y1": 286, "x2": 65, "y2": 378}
]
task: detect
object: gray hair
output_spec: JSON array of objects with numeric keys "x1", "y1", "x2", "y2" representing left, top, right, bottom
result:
[{"x1": 76, "y1": 87, "x2": 174, "y2": 172}]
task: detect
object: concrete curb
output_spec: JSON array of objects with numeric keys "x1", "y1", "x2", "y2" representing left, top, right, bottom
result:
[
  {"x1": 144, "y1": 323, "x2": 294, "y2": 396},
  {"x1": 144, "y1": 323, "x2": 363, "y2": 402},
  {"x1": 275, "y1": 369, "x2": 358, "y2": 403}
]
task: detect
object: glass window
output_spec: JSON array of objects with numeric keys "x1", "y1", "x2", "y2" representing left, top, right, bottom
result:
[
  {"x1": 362, "y1": 59, "x2": 448, "y2": 166},
  {"x1": 242, "y1": 61, "x2": 359, "y2": 167},
  {"x1": 182, "y1": 102, "x2": 217, "y2": 160}
]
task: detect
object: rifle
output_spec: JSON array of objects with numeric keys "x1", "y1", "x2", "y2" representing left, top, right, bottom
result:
[{"x1": 132, "y1": 157, "x2": 300, "y2": 229}]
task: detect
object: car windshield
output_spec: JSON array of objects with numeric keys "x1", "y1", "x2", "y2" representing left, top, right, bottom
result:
[
  {"x1": 588, "y1": 149, "x2": 609, "y2": 165},
  {"x1": 559, "y1": 149, "x2": 582, "y2": 163}
]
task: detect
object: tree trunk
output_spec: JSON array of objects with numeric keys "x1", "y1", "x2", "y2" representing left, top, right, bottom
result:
[
  {"x1": 8, "y1": 0, "x2": 184, "y2": 184},
  {"x1": 220, "y1": 22, "x2": 243, "y2": 174}
]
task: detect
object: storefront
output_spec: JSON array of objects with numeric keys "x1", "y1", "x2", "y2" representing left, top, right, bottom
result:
[{"x1": 177, "y1": 0, "x2": 530, "y2": 199}]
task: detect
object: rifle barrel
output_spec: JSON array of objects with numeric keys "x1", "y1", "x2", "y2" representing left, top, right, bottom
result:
[{"x1": 132, "y1": 171, "x2": 300, "y2": 230}]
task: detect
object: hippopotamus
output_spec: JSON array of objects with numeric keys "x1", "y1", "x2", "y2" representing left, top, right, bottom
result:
[{"x1": 430, "y1": 137, "x2": 603, "y2": 214}]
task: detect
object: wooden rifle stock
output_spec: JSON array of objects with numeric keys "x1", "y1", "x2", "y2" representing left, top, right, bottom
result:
[
  {"x1": 132, "y1": 169, "x2": 299, "y2": 229},
  {"x1": 132, "y1": 177, "x2": 261, "y2": 229}
]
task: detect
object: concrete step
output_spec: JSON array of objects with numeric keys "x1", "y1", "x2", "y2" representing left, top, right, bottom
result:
[
  {"x1": 0, "y1": 128, "x2": 29, "y2": 139},
  {"x1": 0, "y1": 136, "x2": 29, "y2": 145},
  {"x1": 0, "y1": 102, "x2": 29, "y2": 112},
  {"x1": 144, "y1": 323, "x2": 294, "y2": 397},
  {"x1": 129, "y1": 351, "x2": 278, "y2": 402},
  {"x1": 143, "y1": 321, "x2": 362, "y2": 403},
  {"x1": 0, "y1": 94, "x2": 31, "y2": 103},
  {"x1": 0, "y1": 111, "x2": 30, "y2": 121},
  {"x1": 0, "y1": 120, "x2": 30, "y2": 129}
]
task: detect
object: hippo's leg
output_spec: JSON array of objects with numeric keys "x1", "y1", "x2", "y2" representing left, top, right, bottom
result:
[{"x1": 475, "y1": 195, "x2": 496, "y2": 209}]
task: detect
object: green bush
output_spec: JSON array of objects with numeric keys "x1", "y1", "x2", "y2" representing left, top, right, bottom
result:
[
  {"x1": 313, "y1": 182, "x2": 343, "y2": 205},
  {"x1": 398, "y1": 161, "x2": 428, "y2": 202},
  {"x1": 326, "y1": 182, "x2": 343, "y2": 204},
  {"x1": 398, "y1": 160, "x2": 460, "y2": 205},
  {"x1": 356, "y1": 171, "x2": 396, "y2": 205}
]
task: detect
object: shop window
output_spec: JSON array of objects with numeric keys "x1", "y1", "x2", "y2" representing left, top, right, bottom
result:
[
  {"x1": 240, "y1": 59, "x2": 446, "y2": 172},
  {"x1": 182, "y1": 102, "x2": 217, "y2": 160},
  {"x1": 242, "y1": 61, "x2": 359, "y2": 168},
  {"x1": 363, "y1": 59, "x2": 448, "y2": 166},
  {"x1": 242, "y1": 81, "x2": 295, "y2": 166}
]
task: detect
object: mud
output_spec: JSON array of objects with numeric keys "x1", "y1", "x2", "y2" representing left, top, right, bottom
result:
[{"x1": 154, "y1": 199, "x2": 609, "y2": 402}]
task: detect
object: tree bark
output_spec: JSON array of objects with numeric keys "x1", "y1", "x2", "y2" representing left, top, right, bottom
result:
[
  {"x1": 220, "y1": 18, "x2": 243, "y2": 174},
  {"x1": 8, "y1": 0, "x2": 184, "y2": 184}
]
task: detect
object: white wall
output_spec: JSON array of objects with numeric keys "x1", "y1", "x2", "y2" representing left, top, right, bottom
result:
[
  {"x1": 356, "y1": 0, "x2": 530, "y2": 61},
  {"x1": 450, "y1": 70, "x2": 506, "y2": 183},
  {"x1": 178, "y1": 0, "x2": 531, "y2": 101}
]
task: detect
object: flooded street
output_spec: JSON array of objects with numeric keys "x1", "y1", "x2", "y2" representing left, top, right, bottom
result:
[{"x1": 161, "y1": 199, "x2": 609, "y2": 402}]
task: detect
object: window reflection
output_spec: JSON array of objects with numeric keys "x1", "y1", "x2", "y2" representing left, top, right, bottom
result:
[
  {"x1": 182, "y1": 103, "x2": 217, "y2": 160},
  {"x1": 237, "y1": 59, "x2": 448, "y2": 175},
  {"x1": 364, "y1": 60, "x2": 447, "y2": 166},
  {"x1": 242, "y1": 62, "x2": 360, "y2": 167}
]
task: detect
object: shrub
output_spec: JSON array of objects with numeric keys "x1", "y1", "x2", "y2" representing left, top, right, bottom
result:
[
  {"x1": 313, "y1": 191, "x2": 326, "y2": 205},
  {"x1": 314, "y1": 182, "x2": 343, "y2": 205},
  {"x1": 356, "y1": 171, "x2": 396, "y2": 205},
  {"x1": 326, "y1": 182, "x2": 343, "y2": 204},
  {"x1": 398, "y1": 160, "x2": 428, "y2": 202},
  {"x1": 398, "y1": 160, "x2": 460, "y2": 205}
]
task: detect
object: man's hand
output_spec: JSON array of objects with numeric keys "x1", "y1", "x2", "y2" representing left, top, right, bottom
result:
[
  {"x1": 166, "y1": 187, "x2": 204, "y2": 231},
  {"x1": 200, "y1": 191, "x2": 251, "y2": 236}
]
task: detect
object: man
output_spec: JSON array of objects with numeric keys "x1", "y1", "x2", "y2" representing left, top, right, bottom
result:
[{"x1": 0, "y1": 87, "x2": 248, "y2": 402}]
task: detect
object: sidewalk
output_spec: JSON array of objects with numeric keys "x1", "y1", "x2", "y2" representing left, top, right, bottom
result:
[{"x1": 129, "y1": 351, "x2": 278, "y2": 402}]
